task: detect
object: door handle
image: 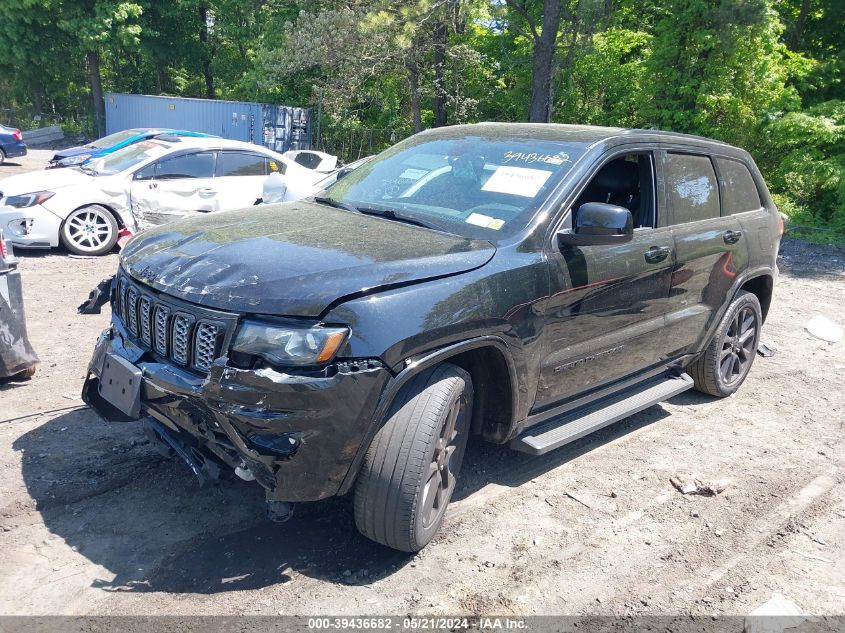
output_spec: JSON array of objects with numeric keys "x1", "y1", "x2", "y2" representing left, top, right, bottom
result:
[
  {"x1": 723, "y1": 230, "x2": 742, "y2": 244},
  {"x1": 644, "y1": 246, "x2": 671, "y2": 264},
  {"x1": 198, "y1": 187, "x2": 216, "y2": 195},
  {"x1": 148, "y1": 183, "x2": 157, "y2": 189}
]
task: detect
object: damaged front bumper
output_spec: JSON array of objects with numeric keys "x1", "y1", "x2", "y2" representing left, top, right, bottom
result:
[
  {"x1": 0, "y1": 205, "x2": 61, "y2": 249},
  {"x1": 82, "y1": 321, "x2": 391, "y2": 503}
]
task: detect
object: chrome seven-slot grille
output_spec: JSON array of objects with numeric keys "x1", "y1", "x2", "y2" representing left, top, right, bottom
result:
[{"x1": 114, "y1": 275, "x2": 232, "y2": 373}]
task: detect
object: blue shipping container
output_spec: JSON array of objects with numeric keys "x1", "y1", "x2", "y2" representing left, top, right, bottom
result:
[{"x1": 104, "y1": 93, "x2": 311, "y2": 153}]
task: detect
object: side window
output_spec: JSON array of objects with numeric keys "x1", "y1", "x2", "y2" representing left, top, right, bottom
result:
[
  {"x1": 574, "y1": 152, "x2": 656, "y2": 229},
  {"x1": 266, "y1": 157, "x2": 286, "y2": 175},
  {"x1": 715, "y1": 157, "x2": 761, "y2": 215},
  {"x1": 294, "y1": 152, "x2": 321, "y2": 170},
  {"x1": 665, "y1": 153, "x2": 720, "y2": 223},
  {"x1": 155, "y1": 152, "x2": 215, "y2": 180},
  {"x1": 134, "y1": 163, "x2": 156, "y2": 181},
  {"x1": 217, "y1": 152, "x2": 267, "y2": 177}
]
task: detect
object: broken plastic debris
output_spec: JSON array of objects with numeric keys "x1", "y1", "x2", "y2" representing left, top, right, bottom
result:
[
  {"x1": 116, "y1": 227, "x2": 133, "y2": 249},
  {"x1": 670, "y1": 476, "x2": 729, "y2": 496},
  {"x1": 757, "y1": 341, "x2": 776, "y2": 357},
  {"x1": 805, "y1": 315, "x2": 842, "y2": 343},
  {"x1": 744, "y1": 594, "x2": 805, "y2": 633}
]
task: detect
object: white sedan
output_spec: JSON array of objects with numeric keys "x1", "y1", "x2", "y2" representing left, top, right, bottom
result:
[{"x1": 0, "y1": 137, "x2": 323, "y2": 255}]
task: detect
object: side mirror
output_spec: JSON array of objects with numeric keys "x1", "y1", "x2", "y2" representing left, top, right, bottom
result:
[
  {"x1": 557, "y1": 202, "x2": 633, "y2": 247},
  {"x1": 334, "y1": 166, "x2": 355, "y2": 182}
]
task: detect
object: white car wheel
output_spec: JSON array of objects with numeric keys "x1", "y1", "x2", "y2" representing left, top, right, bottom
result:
[{"x1": 60, "y1": 205, "x2": 118, "y2": 256}]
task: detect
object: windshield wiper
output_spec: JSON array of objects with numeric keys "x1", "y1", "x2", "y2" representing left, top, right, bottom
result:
[
  {"x1": 313, "y1": 195, "x2": 360, "y2": 214},
  {"x1": 78, "y1": 164, "x2": 97, "y2": 176},
  {"x1": 315, "y1": 195, "x2": 450, "y2": 233},
  {"x1": 356, "y1": 207, "x2": 446, "y2": 232}
]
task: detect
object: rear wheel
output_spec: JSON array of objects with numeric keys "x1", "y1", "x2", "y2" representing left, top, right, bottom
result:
[
  {"x1": 689, "y1": 290, "x2": 762, "y2": 397},
  {"x1": 60, "y1": 205, "x2": 118, "y2": 256},
  {"x1": 0, "y1": 148, "x2": 6, "y2": 165},
  {"x1": 354, "y1": 363, "x2": 473, "y2": 552}
]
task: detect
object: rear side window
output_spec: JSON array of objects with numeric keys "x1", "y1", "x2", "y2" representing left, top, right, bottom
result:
[
  {"x1": 293, "y1": 152, "x2": 323, "y2": 170},
  {"x1": 665, "y1": 153, "x2": 720, "y2": 224},
  {"x1": 154, "y1": 152, "x2": 215, "y2": 179},
  {"x1": 715, "y1": 157, "x2": 761, "y2": 215},
  {"x1": 217, "y1": 152, "x2": 267, "y2": 177},
  {"x1": 266, "y1": 157, "x2": 286, "y2": 175}
]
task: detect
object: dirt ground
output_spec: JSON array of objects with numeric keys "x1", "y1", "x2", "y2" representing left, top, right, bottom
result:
[{"x1": 0, "y1": 149, "x2": 843, "y2": 618}]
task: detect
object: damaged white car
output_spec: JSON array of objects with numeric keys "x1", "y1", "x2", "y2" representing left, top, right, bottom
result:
[{"x1": 0, "y1": 136, "x2": 323, "y2": 256}]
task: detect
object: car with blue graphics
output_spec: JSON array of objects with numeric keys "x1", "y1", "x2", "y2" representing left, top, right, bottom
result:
[{"x1": 48, "y1": 128, "x2": 211, "y2": 169}]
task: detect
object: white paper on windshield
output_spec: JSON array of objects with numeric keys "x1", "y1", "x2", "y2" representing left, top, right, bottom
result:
[
  {"x1": 466, "y1": 213, "x2": 505, "y2": 230},
  {"x1": 481, "y1": 165, "x2": 552, "y2": 198},
  {"x1": 399, "y1": 168, "x2": 427, "y2": 180}
]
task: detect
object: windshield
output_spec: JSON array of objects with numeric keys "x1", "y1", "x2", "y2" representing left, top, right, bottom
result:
[
  {"x1": 89, "y1": 129, "x2": 148, "y2": 150},
  {"x1": 83, "y1": 140, "x2": 169, "y2": 176},
  {"x1": 323, "y1": 133, "x2": 587, "y2": 239}
]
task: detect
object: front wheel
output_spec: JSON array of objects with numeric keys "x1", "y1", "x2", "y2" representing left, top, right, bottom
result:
[
  {"x1": 60, "y1": 205, "x2": 118, "y2": 256},
  {"x1": 689, "y1": 290, "x2": 762, "y2": 397},
  {"x1": 354, "y1": 363, "x2": 473, "y2": 552}
]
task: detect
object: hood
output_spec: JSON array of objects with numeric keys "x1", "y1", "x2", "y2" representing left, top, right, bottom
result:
[
  {"x1": 0, "y1": 168, "x2": 93, "y2": 198},
  {"x1": 52, "y1": 145, "x2": 94, "y2": 161},
  {"x1": 121, "y1": 201, "x2": 496, "y2": 317}
]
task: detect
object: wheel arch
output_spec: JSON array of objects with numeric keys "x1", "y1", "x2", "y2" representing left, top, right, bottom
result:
[
  {"x1": 738, "y1": 273, "x2": 773, "y2": 323},
  {"x1": 65, "y1": 202, "x2": 126, "y2": 229},
  {"x1": 337, "y1": 336, "x2": 520, "y2": 495}
]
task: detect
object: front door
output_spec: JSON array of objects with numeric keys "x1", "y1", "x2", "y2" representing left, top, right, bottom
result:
[
  {"x1": 535, "y1": 151, "x2": 676, "y2": 410},
  {"x1": 130, "y1": 151, "x2": 217, "y2": 227}
]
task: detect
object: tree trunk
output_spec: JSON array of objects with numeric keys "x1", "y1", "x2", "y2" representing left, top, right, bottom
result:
[
  {"x1": 199, "y1": 5, "x2": 216, "y2": 99},
  {"x1": 86, "y1": 51, "x2": 106, "y2": 136},
  {"x1": 529, "y1": 0, "x2": 564, "y2": 123},
  {"x1": 433, "y1": 20, "x2": 448, "y2": 127},
  {"x1": 790, "y1": 0, "x2": 812, "y2": 51},
  {"x1": 407, "y1": 59, "x2": 422, "y2": 133}
]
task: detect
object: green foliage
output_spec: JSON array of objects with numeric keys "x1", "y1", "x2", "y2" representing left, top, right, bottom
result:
[
  {"x1": 0, "y1": 0, "x2": 842, "y2": 239},
  {"x1": 761, "y1": 100, "x2": 845, "y2": 240}
]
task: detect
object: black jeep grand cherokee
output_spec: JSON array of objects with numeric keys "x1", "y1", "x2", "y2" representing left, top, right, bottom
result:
[{"x1": 84, "y1": 123, "x2": 782, "y2": 552}]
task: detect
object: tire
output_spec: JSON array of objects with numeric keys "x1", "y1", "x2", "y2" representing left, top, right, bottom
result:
[
  {"x1": 0, "y1": 148, "x2": 6, "y2": 165},
  {"x1": 60, "y1": 205, "x2": 119, "y2": 256},
  {"x1": 354, "y1": 362, "x2": 473, "y2": 552},
  {"x1": 689, "y1": 290, "x2": 762, "y2": 397}
]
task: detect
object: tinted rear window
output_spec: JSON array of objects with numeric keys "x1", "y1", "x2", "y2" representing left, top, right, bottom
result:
[
  {"x1": 294, "y1": 152, "x2": 323, "y2": 170},
  {"x1": 665, "y1": 153, "x2": 720, "y2": 224},
  {"x1": 715, "y1": 157, "x2": 761, "y2": 215}
]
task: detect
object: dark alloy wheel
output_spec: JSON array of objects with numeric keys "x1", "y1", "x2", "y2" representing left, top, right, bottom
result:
[
  {"x1": 718, "y1": 305, "x2": 758, "y2": 388},
  {"x1": 354, "y1": 363, "x2": 473, "y2": 552},
  {"x1": 420, "y1": 395, "x2": 466, "y2": 530},
  {"x1": 690, "y1": 290, "x2": 762, "y2": 397}
]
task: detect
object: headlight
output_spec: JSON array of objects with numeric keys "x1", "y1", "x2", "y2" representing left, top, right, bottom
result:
[
  {"x1": 61, "y1": 154, "x2": 91, "y2": 166},
  {"x1": 231, "y1": 321, "x2": 349, "y2": 366},
  {"x1": 4, "y1": 191, "x2": 55, "y2": 208}
]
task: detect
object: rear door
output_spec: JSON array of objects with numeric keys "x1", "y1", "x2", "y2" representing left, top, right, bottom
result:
[
  {"x1": 130, "y1": 151, "x2": 217, "y2": 226},
  {"x1": 214, "y1": 151, "x2": 271, "y2": 210},
  {"x1": 661, "y1": 151, "x2": 745, "y2": 356},
  {"x1": 535, "y1": 150, "x2": 676, "y2": 410}
]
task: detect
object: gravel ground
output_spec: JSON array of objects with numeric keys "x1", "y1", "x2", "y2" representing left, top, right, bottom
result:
[{"x1": 0, "y1": 151, "x2": 843, "y2": 618}]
